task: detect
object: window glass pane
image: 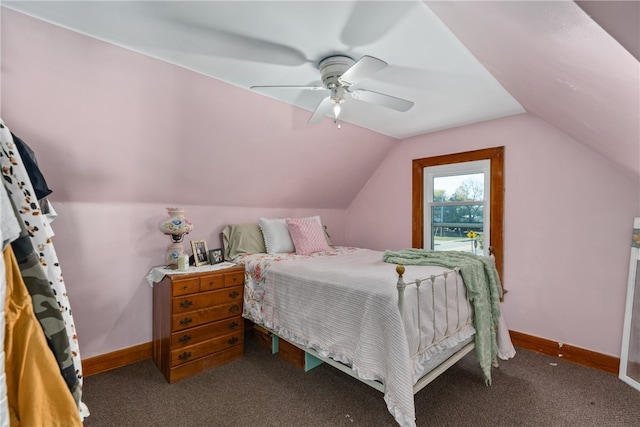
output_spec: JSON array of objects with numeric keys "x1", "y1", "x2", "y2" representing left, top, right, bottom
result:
[
  {"x1": 431, "y1": 205, "x2": 483, "y2": 254},
  {"x1": 431, "y1": 205, "x2": 484, "y2": 225},
  {"x1": 433, "y1": 173, "x2": 484, "y2": 202}
]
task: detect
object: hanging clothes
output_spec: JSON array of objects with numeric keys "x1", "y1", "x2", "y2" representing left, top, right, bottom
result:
[
  {"x1": 1, "y1": 182, "x2": 21, "y2": 427},
  {"x1": 5, "y1": 129, "x2": 82, "y2": 407},
  {"x1": 12, "y1": 235, "x2": 82, "y2": 407},
  {"x1": 0, "y1": 119, "x2": 89, "y2": 419},
  {"x1": 4, "y1": 244, "x2": 81, "y2": 426}
]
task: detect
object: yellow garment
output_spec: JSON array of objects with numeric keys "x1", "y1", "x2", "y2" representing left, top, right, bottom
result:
[{"x1": 4, "y1": 245, "x2": 81, "y2": 427}]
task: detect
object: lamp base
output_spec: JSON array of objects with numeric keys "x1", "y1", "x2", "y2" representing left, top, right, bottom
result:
[{"x1": 165, "y1": 242, "x2": 187, "y2": 266}]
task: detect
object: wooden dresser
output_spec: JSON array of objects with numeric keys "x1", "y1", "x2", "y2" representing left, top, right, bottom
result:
[{"x1": 152, "y1": 265, "x2": 245, "y2": 383}]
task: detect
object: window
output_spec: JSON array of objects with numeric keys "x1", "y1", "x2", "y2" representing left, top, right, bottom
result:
[
  {"x1": 426, "y1": 160, "x2": 490, "y2": 255},
  {"x1": 412, "y1": 147, "x2": 504, "y2": 281}
]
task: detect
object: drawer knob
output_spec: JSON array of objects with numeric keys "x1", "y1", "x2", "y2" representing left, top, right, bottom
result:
[
  {"x1": 179, "y1": 300, "x2": 193, "y2": 308},
  {"x1": 228, "y1": 290, "x2": 240, "y2": 298},
  {"x1": 228, "y1": 336, "x2": 239, "y2": 345},
  {"x1": 178, "y1": 351, "x2": 192, "y2": 361},
  {"x1": 179, "y1": 317, "x2": 193, "y2": 326},
  {"x1": 229, "y1": 305, "x2": 239, "y2": 313},
  {"x1": 178, "y1": 334, "x2": 192, "y2": 343},
  {"x1": 228, "y1": 321, "x2": 239, "y2": 329}
]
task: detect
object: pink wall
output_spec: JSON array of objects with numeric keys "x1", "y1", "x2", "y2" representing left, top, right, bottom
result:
[
  {"x1": 347, "y1": 113, "x2": 640, "y2": 357},
  {"x1": 0, "y1": 8, "x2": 395, "y2": 209},
  {"x1": 0, "y1": 8, "x2": 392, "y2": 358},
  {"x1": 2, "y1": 7, "x2": 639, "y2": 361}
]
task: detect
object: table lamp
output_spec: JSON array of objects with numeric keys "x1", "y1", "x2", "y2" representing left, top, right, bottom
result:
[{"x1": 158, "y1": 207, "x2": 193, "y2": 266}]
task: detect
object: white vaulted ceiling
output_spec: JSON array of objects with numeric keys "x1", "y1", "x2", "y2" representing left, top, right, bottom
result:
[
  {"x1": 2, "y1": 0, "x2": 638, "y2": 177},
  {"x1": 2, "y1": 0, "x2": 526, "y2": 139}
]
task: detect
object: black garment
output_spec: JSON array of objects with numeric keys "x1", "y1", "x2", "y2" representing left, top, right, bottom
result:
[{"x1": 11, "y1": 132, "x2": 53, "y2": 200}]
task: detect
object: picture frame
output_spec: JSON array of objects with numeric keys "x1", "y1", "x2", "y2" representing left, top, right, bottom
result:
[
  {"x1": 190, "y1": 239, "x2": 209, "y2": 267},
  {"x1": 209, "y1": 248, "x2": 224, "y2": 265}
]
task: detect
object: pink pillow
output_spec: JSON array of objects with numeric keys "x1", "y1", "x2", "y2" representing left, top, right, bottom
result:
[{"x1": 286, "y1": 217, "x2": 330, "y2": 255}]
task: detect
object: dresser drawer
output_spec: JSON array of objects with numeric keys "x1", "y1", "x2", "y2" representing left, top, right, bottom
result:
[
  {"x1": 172, "y1": 285, "x2": 243, "y2": 314},
  {"x1": 172, "y1": 277, "x2": 200, "y2": 297},
  {"x1": 172, "y1": 301, "x2": 242, "y2": 331},
  {"x1": 171, "y1": 317, "x2": 243, "y2": 349},
  {"x1": 198, "y1": 274, "x2": 226, "y2": 292},
  {"x1": 224, "y1": 271, "x2": 244, "y2": 288},
  {"x1": 171, "y1": 331, "x2": 244, "y2": 366}
]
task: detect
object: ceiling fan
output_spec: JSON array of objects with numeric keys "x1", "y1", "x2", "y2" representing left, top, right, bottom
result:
[{"x1": 250, "y1": 55, "x2": 414, "y2": 127}]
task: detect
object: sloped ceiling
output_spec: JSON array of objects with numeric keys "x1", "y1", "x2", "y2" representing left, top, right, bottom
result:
[
  {"x1": 427, "y1": 1, "x2": 640, "y2": 180},
  {"x1": 2, "y1": 1, "x2": 639, "y2": 180}
]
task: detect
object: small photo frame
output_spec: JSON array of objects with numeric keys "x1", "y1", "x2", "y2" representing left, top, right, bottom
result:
[
  {"x1": 190, "y1": 239, "x2": 209, "y2": 266},
  {"x1": 209, "y1": 248, "x2": 224, "y2": 265}
]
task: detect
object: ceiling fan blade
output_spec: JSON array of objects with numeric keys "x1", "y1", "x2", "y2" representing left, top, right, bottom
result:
[
  {"x1": 349, "y1": 89, "x2": 414, "y2": 112},
  {"x1": 186, "y1": 26, "x2": 308, "y2": 66},
  {"x1": 339, "y1": 56, "x2": 388, "y2": 86},
  {"x1": 308, "y1": 97, "x2": 333, "y2": 124},
  {"x1": 250, "y1": 85, "x2": 325, "y2": 92},
  {"x1": 155, "y1": 10, "x2": 309, "y2": 66},
  {"x1": 340, "y1": 1, "x2": 419, "y2": 47}
]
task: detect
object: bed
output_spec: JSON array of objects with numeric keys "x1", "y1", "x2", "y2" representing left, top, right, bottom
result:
[{"x1": 222, "y1": 219, "x2": 513, "y2": 427}]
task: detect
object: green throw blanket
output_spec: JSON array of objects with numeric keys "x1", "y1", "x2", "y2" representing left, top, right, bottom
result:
[{"x1": 382, "y1": 249, "x2": 502, "y2": 385}]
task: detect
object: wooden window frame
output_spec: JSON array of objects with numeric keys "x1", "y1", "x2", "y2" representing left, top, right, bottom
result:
[{"x1": 412, "y1": 147, "x2": 505, "y2": 283}]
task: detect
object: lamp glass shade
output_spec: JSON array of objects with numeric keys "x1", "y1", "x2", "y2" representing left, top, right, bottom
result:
[{"x1": 158, "y1": 207, "x2": 193, "y2": 236}]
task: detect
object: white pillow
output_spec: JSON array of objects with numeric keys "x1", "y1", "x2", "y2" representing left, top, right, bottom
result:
[{"x1": 259, "y1": 217, "x2": 295, "y2": 253}]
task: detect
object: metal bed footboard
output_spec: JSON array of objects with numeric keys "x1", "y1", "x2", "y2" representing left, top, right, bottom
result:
[{"x1": 395, "y1": 264, "x2": 475, "y2": 394}]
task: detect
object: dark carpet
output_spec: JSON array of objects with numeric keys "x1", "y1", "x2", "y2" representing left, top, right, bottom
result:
[{"x1": 81, "y1": 337, "x2": 640, "y2": 426}]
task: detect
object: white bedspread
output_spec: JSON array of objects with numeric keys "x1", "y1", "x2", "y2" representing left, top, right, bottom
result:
[{"x1": 249, "y1": 248, "x2": 474, "y2": 427}]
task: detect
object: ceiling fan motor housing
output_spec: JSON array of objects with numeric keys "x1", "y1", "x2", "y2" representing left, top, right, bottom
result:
[{"x1": 318, "y1": 55, "x2": 355, "y2": 89}]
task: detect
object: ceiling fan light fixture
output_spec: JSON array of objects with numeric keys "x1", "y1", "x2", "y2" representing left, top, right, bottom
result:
[
  {"x1": 331, "y1": 86, "x2": 345, "y2": 121},
  {"x1": 332, "y1": 102, "x2": 341, "y2": 120}
]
